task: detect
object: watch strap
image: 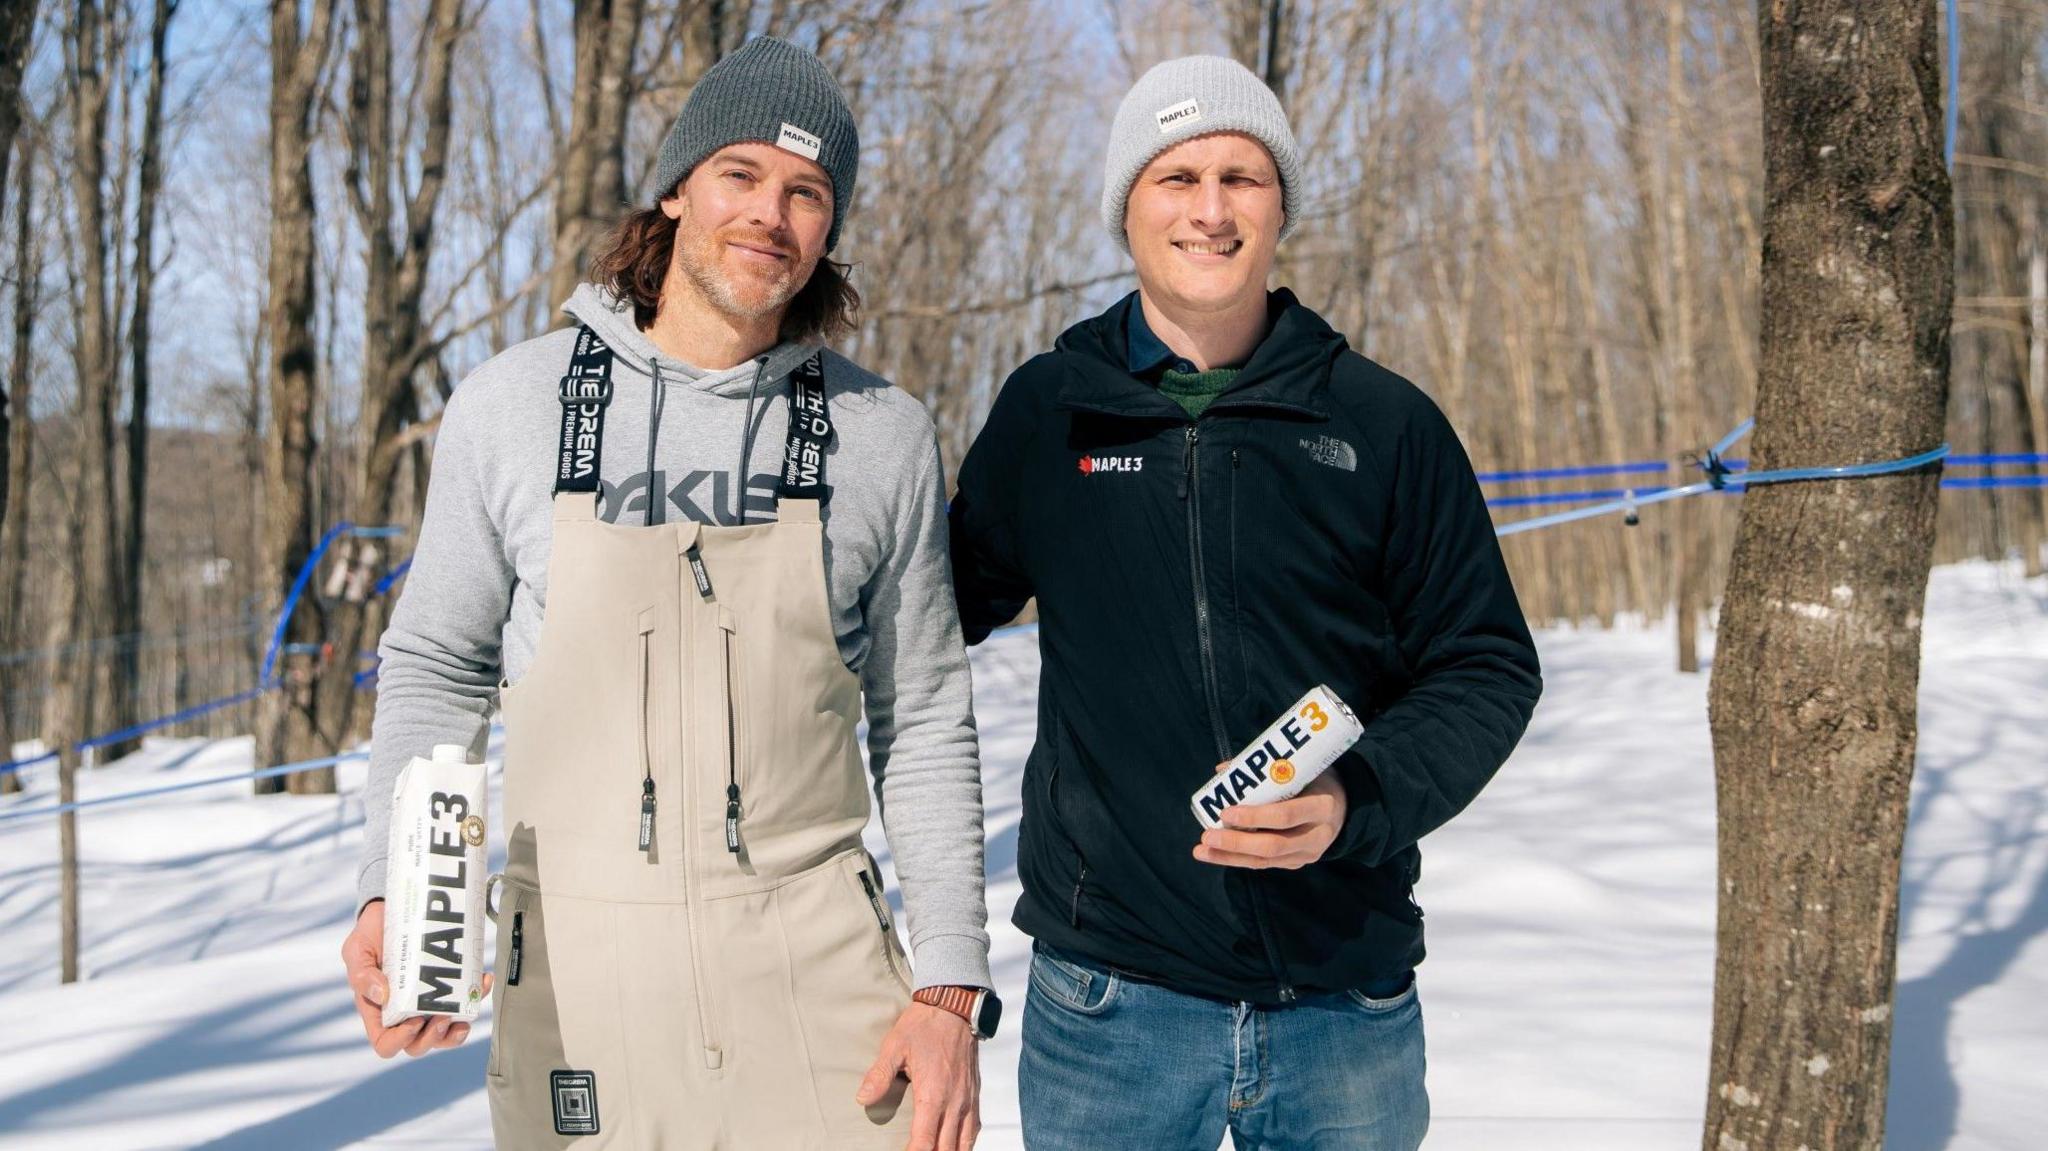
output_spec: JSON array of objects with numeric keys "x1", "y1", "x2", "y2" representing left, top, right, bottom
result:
[{"x1": 912, "y1": 985, "x2": 985, "y2": 1033}]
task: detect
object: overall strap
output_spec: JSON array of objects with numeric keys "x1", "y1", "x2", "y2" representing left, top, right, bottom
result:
[
  {"x1": 778, "y1": 354, "x2": 833, "y2": 506},
  {"x1": 553, "y1": 325, "x2": 614, "y2": 498}
]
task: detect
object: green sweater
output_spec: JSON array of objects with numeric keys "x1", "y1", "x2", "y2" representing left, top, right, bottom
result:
[{"x1": 1158, "y1": 366, "x2": 1240, "y2": 418}]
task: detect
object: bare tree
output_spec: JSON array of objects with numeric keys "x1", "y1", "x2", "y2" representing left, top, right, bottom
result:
[
  {"x1": 312, "y1": 0, "x2": 468, "y2": 758},
  {"x1": 0, "y1": 0, "x2": 36, "y2": 536},
  {"x1": 1703, "y1": 2, "x2": 1953, "y2": 1147},
  {"x1": 102, "y1": 0, "x2": 179, "y2": 762},
  {"x1": 47, "y1": 0, "x2": 128, "y2": 982},
  {"x1": 1947, "y1": 1, "x2": 2048, "y2": 575},
  {"x1": 1667, "y1": 0, "x2": 1704, "y2": 671},
  {"x1": 256, "y1": 0, "x2": 338, "y2": 793},
  {"x1": 0, "y1": 125, "x2": 36, "y2": 797},
  {"x1": 546, "y1": 0, "x2": 645, "y2": 314}
]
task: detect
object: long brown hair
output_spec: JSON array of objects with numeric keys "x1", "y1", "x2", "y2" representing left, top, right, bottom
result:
[{"x1": 586, "y1": 206, "x2": 861, "y2": 345}]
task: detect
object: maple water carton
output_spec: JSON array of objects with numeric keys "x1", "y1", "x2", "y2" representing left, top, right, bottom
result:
[{"x1": 381, "y1": 743, "x2": 488, "y2": 1026}]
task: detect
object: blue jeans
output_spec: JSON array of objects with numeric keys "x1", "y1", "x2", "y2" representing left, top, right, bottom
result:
[{"x1": 1018, "y1": 942, "x2": 1428, "y2": 1151}]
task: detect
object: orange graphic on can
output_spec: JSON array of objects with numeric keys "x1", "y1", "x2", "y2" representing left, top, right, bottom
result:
[{"x1": 1271, "y1": 759, "x2": 1296, "y2": 785}]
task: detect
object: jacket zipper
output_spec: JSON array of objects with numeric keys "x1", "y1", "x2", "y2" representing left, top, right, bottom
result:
[
  {"x1": 858, "y1": 865, "x2": 909, "y2": 984},
  {"x1": 680, "y1": 547, "x2": 723, "y2": 1068},
  {"x1": 1182, "y1": 423, "x2": 1296, "y2": 1003},
  {"x1": 1047, "y1": 730, "x2": 1090, "y2": 926},
  {"x1": 637, "y1": 623, "x2": 655, "y2": 853},
  {"x1": 857, "y1": 867, "x2": 892, "y2": 932},
  {"x1": 721, "y1": 614, "x2": 743, "y2": 854},
  {"x1": 507, "y1": 910, "x2": 524, "y2": 986}
]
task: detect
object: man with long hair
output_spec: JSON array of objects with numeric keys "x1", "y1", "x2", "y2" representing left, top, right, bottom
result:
[{"x1": 340, "y1": 37, "x2": 995, "y2": 1151}]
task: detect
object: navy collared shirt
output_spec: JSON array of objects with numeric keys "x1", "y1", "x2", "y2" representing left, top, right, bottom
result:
[{"x1": 1125, "y1": 297, "x2": 1202, "y2": 378}]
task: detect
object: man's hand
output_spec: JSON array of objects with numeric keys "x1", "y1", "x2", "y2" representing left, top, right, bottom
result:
[
  {"x1": 1193, "y1": 762, "x2": 1349, "y2": 870},
  {"x1": 855, "y1": 1001, "x2": 981, "y2": 1151},
  {"x1": 341, "y1": 898, "x2": 491, "y2": 1058}
]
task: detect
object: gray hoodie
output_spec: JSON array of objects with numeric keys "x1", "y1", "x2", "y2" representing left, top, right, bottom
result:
[{"x1": 360, "y1": 284, "x2": 990, "y2": 991}]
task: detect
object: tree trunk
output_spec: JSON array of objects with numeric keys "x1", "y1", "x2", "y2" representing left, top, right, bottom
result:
[
  {"x1": 48, "y1": 0, "x2": 121, "y2": 786},
  {"x1": 105, "y1": 0, "x2": 176, "y2": 764},
  {"x1": 58, "y1": 741, "x2": 81, "y2": 980},
  {"x1": 546, "y1": 0, "x2": 644, "y2": 316},
  {"x1": 2020, "y1": 48, "x2": 2047, "y2": 576},
  {"x1": 317, "y1": 0, "x2": 464, "y2": 764},
  {"x1": 0, "y1": 0, "x2": 35, "y2": 537},
  {"x1": 257, "y1": 0, "x2": 337, "y2": 794},
  {"x1": 2028, "y1": 199, "x2": 2047, "y2": 573},
  {"x1": 0, "y1": 129, "x2": 34, "y2": 796},
  {"x1": 1702, "y1": 3, "x2": 1952, "y2": 1148},
  {"x1": 1668, "y1": 0, "x2": 1704, "y2": 673}
]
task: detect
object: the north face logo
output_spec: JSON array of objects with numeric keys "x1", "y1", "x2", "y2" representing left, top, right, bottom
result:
[
  {"x1": 1078, "y1": 455, "x2": 1144, "y2": 475},
  {"x1": 1300, "y1": 435, "x2": 1358, "y2": 472}
]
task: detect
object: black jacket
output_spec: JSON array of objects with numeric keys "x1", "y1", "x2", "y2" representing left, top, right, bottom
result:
[{"x1": 949, "y1": 291, "x2": 1541, "y2": 1004}]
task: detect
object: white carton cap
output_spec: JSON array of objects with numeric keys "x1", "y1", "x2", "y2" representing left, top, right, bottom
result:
[{"x1": 430, "y1": 743, "x2": 469, "y2": 764}]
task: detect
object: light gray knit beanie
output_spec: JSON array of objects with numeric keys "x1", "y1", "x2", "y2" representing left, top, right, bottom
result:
[
  {"x1": 1101, "y1": 56, "x2": 1301, "y2": 254},
  {"x1": 650, "y1": 36, "x2": 860, "y2": 252}
]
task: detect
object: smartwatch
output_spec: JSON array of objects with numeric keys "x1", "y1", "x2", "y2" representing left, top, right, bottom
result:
[{"x1": 912, "y1": 985, "x2": 1003, "y2": 1040}]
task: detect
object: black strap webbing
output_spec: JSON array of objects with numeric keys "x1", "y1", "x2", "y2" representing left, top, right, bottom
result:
[
  {"x1": 552, "y1": 332, "x2": 833, "y2": 507},
  {"x1": 779, "y1": 354, "x2": 833, "y2": 503},
  {"x1": 554, "y1": 325, "x2": 615, "y2": 495}
]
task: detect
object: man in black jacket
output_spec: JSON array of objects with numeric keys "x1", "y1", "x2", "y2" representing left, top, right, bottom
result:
[{"x1": 950, "y1": 56, "x2": 1541, "y2": 1150}]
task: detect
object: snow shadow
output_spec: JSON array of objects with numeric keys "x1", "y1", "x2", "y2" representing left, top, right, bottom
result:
[
  {"x1": 1885, "y1": 708, "x2": 2048, "y2": 1150},
  {"x1": 183, "y1": 1044, "x2": 488, "y2": 1151},
  {"x1": 0, "y1": 981, "x2": 358, "y2": 1132}
]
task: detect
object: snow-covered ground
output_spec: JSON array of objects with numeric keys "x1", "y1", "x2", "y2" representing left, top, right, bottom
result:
[{"x1": 0, "y1": 561, "x2": 2042, "y2": 1150}]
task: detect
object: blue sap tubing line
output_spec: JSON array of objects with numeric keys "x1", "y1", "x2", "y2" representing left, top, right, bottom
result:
[
  {"x1": 1941, "y1": 474, "x2": 2048, "y2": 490},
  {"x1": 1474, "y1": 451, "x2": 2045, "y2": 490},
  {"x1": 1488, "y1": 486, "x2": 1676, "y2": 509},
  {"x1": 0, "y1": 751, "x2": 369, "y2": 825},
  {"x1": 0, "y1": 721, "x2": 510, "y2": 822},
  {"x1": 1496, "y1": 424, "x2": 1952, "y2": 538},
  {"x1": 0, "y1": 686, "x2": 271, "y2": 778},
  {"x1": 1475, "y1": 460, "x2": 1669, "y2": 483},
  {"x1": 371, "y1": 558, "x2": 412, "y2": 598},
  {"x1": 259, "y1": 522, "x2": 354, "y2": 685},
  {"x1": 1946, "y1": 453, "x2": 2048, "y2": 467},
  {"x1": 257, "y1": 522, "x2": 408, "y2": 685},
  {"x1": 1489, "y1": 473, "x2": 2046, "y2": 513},
  {"x1": 4, "y1": 522, "x2": 409, "y2": 780}
]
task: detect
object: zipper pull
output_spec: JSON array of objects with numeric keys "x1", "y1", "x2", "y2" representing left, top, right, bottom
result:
[
  {"x1": 638, "y1": 777, "x2": 656, "y2": 852},
  {"x1": 857, "y1": 869, "x2": 892, "y2": 932},
  {"x1": 686, "y1": 545, "x2": 713, "y2": 599},
  {"x1": 1179, "y1": 425, "x2": 1198, "y2": 500},
  {"x1": 724, "y1": 783, "x2": 742, "y2": 853},
  {"x1": 507, "y1": 911, "x2": 524, "y2": 986},
  {"x1": 1232, "y1": 447, "x2": 1240, "y2": 469}
]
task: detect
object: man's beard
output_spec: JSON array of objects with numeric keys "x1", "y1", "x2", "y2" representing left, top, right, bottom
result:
[{"x1": 674, "y1": 202, "x2": 808, "y2": 323}]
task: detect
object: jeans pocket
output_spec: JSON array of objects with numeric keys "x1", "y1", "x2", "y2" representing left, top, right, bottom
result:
[
  {"x1": 1345, "y1": 973, "x2": 1419, "y2": 1014},
  {"x1": 1029, "y1": 945, "x2": 1121, "y2": 1016}
]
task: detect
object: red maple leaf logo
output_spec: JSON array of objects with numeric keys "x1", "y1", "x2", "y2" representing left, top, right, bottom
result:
[{"x1": 1077, "y1": 456, "x2": 1093, "y2": 475}]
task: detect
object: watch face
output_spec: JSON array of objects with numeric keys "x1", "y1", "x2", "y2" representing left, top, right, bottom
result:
[{"x1": 975, "y1": 990, "x2": 1003, "y2": 1040}]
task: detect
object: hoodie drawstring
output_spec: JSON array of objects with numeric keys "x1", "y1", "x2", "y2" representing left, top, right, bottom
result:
[
  {"x1": 643, "y1": 361, "x2": 666, "y2": 526},
  {"x1": 735, "y1": 355, "x2": 771, "y2": 527}
]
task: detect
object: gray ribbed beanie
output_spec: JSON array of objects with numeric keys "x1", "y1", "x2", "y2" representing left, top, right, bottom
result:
[
  {"x1": 1101, "y1": 56, "x2": 1301, "y2": 254},
  {"x1": 651, "y1": 37, "x2": 860, "y2": 251}
]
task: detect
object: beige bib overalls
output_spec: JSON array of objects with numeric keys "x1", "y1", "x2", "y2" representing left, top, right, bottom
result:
[{"x1": 485, "y1": 337, "x2": 915, "y2": 1148}]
